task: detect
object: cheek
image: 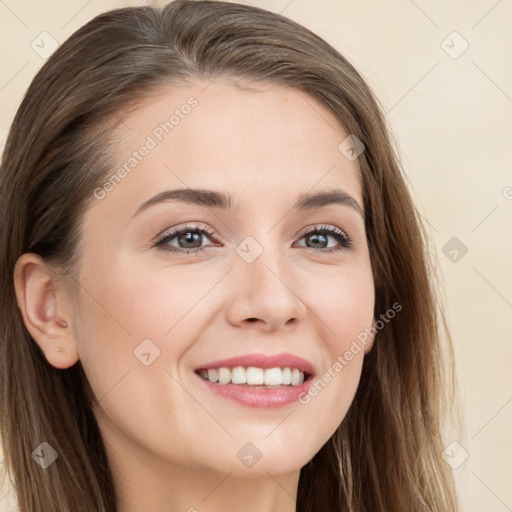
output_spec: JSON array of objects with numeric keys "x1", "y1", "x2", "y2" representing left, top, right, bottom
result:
[
  {"x1": 70, "y1": 261, "x2": 177, "y2": 405},
  {"x1": 304, "y1": 261, "x2": 375, "y2": 346},
  {"x1": 72, "y1": 264, "x2": 200, "y2": 448},
  {"x1": 73, "y1": 258, "x2": 221, "y2": 400},
  {"x1": 77, "y1": 257, "x2": 194, "y2": 343},
  {"x1": 293, "y1": 264, "x2": 374, "y2": 436}
]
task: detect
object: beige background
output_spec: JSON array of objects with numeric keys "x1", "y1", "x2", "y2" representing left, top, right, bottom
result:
[{"x1": 1, "y1": 0, "x2": 511, "y2": 510}]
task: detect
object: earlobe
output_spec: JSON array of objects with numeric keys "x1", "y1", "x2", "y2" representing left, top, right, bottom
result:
[{"x1": 13, "y1": 253, "x2": 79, "y2": 369}]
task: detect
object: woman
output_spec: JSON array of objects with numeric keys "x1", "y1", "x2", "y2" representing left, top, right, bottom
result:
[{"x1": 0, "y1": 1, "x2": 460, "y2": 510}]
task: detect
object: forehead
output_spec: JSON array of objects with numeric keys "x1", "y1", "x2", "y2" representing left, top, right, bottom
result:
[{"x1": 89, "y1": 77, "x2": 363, "y2": 220}]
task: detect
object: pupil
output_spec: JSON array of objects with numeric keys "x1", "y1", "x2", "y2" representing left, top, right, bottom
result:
[
  {"x1": 308, "y1": 233, "x2": 326, "y2": 248},
  {"x1": 181, "y1": 231, "x2": 201, "y2": 248}
]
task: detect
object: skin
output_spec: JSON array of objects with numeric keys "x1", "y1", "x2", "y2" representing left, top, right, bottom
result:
[{"x1": 14, "y1": 77, "x2": 375, "y2": 512}]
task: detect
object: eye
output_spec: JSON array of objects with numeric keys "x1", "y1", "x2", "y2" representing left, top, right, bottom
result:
[
  {"x1": 154, "y1": 223, "x2": 353, "y2": 254},
  {"x1": 294, "y1": 224, "x2": 353, "y2": 252},
  {"x1": 154, "y1": 224, "x2": 218, "y2": 254}
]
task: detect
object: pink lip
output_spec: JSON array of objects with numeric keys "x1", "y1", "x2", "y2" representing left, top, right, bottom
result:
[
  {"x1": 194, "y1": 352, "x2": 315, "y2": 409},
  {"x1": 196, "y1": 373, "x2": 313, "y2": 408},
  {"x1": 195, "y1": 352, "x2": 315, "y2": 375}
]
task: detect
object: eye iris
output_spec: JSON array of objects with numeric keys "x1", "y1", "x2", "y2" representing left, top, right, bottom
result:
[
  {"x1": 179, "y1": 231, "x2": 202, "y2": 248},
  {"x1": 307, "y1": 232, "x2": 327, "y2": 248}
]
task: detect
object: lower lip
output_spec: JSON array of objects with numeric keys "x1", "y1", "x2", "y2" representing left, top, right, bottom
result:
[{"x1": 195, "y1": 373, "x2": 313, "y2": 408}]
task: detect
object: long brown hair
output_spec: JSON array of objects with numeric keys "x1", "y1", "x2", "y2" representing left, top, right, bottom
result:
[{"x1": 0, "y1": 1, "x2": 460, "y2": 510}]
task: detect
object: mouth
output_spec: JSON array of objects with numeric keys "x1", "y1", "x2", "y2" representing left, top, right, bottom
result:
[
  {"x1": 192, "y1": 353, "x2": 315, "y2": 408},
  {"x1": 195, "y1": 366, "x2": 312, "y2": 388}
]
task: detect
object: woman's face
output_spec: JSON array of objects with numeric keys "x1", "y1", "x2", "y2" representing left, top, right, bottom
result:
[{"x1": 69, "y1": 78, "x2": 375, "y2": 478}]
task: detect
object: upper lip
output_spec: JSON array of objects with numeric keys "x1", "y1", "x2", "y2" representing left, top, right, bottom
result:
[{"x1": 195, "y1": 352, "x2": 315, "y2": 376}]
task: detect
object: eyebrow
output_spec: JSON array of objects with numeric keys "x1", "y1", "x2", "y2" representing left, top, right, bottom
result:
[{"x1": 131, "y1": 187, "x2": 364, "y2": 218}]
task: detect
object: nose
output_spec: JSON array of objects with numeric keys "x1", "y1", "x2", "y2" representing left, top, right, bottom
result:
[{"x1": 225, "y1": 241, "x2": 307, "y2": 331}]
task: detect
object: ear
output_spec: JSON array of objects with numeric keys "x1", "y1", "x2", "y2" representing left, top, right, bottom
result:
[{"x1": 13, "y1": 253, "x2": 80, "y2": 369}]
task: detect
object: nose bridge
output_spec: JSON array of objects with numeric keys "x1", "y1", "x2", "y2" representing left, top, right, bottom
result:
[
  {"x1": 236, "y1": 231, "x2": 289, "y2": 289},
  {"x1": 228, "y1": 230, "x2": 307, "y2": 327}
]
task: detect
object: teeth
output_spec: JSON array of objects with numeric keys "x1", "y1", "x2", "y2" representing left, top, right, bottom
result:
[
  {"x1": 264, "y1": 367, "x2": 282, "y2": 386},
  {"x1": 291, "y1": 368, "x2": 304, "y2": 385},
  {"x1": 218, "y1": 367, "x2": 231, "y2": 385},
  {"x1": 246, "y1": 367, "x2": 264, "y2": 385},
  {"x1": 231, "y1": 366, "x2": 247, "y2": 384},
  {"x1": 199, "y1": 366, "x2": 307, "y2": 386}
]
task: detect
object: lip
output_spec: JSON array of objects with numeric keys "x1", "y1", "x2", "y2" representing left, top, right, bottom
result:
[
  {"x1": 194, "y1": 352, "x2": 315, "y2": 409},
  {"x1": 195, "y1": 372, "x2": 314, "y2": 408},
  {"x1": 194, "y1": 352, "x2": 315, "y2": 375}
]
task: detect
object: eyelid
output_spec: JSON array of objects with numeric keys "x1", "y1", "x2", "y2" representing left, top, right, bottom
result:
[
  {"x1": 154, "y1": 223, "x2": 218, "y2": 246},
  {"x1": 154, "y1": 221, "x2": 214, "y2": 239}
]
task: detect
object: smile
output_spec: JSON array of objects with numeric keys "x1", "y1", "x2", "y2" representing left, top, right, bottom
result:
[{"x1": 196, "y1": 366, "x2": 307, "y2": 387}]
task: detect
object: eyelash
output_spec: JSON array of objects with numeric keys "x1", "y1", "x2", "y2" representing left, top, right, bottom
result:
[{"x1": 154, "y1": 224, "x2": 353, "y2": 254}]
